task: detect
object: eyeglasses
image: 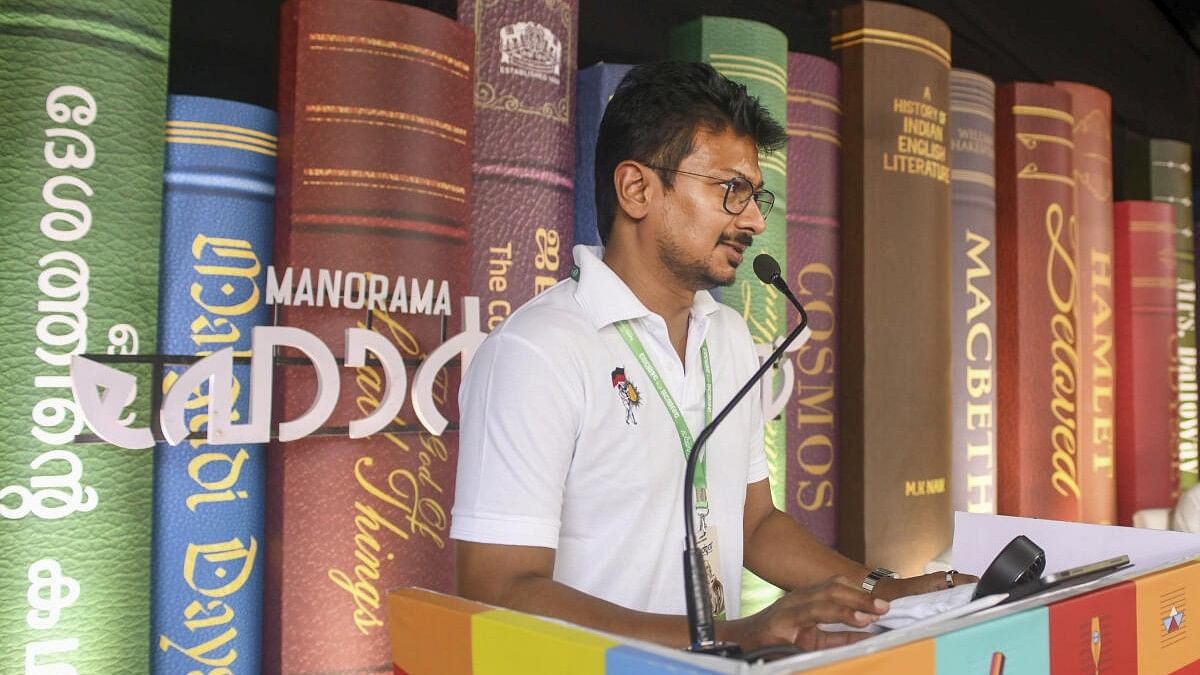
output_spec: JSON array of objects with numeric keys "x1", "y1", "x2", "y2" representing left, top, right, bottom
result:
[{"x1": 645, "y1": 165, "x2": 775, "y2": 219}]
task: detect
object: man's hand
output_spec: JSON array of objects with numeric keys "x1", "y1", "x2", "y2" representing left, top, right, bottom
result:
[
  {"x1": 719, "y1": 576, "x2": 889, "y2": 652},
  {"x1": 872, "y1": 571, "x2": 979, "y2": 601}
]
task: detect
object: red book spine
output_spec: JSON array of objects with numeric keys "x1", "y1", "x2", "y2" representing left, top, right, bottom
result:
[
  {"x1": 1114, "y1": 200, "x2": 1180, "y2": 525},
  {"x1": 1053, "y1": 81, "x2": 1118, "y2": 525},
  {"x1": 784, "y1": 52, "x2": 840, "y2": 546},
  {"x1": 459, "y1": 0, "x2": 578, "y2": 326},
  {"x1": 995, "y1": 82, "x2": 1082, "y2": 520},
  {"x1": 267, "y1": 1, "x2": 474, "y2": 672}
]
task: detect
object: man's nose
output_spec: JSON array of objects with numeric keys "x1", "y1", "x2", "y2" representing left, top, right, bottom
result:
[{"x1": 736, "y1": 199, "x2": 768, "y2": 235}]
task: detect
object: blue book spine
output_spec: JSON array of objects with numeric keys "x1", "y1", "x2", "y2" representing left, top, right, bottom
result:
[
  {"x1": 151, "y1": 95, "x2": 276, "y2": 674},
  {"x1": 573, "y1": 63, "x2": 632, "y2": 246}
]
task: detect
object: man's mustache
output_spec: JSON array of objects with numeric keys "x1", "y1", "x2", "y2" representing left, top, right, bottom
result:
[{"x1": 721, "y1": 233, "x2": 754, "y2": 248}]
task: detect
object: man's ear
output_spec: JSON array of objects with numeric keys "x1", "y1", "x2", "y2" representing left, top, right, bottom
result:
[{"x1": 613, "y1": 161, "x2": 653, "y2": 220}]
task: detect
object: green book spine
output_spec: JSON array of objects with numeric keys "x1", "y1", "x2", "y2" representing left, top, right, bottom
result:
[
  {"x1": 0, "y1": 2, "x2": 169, "y2": 672},
  {"x1": 669, "y1": 15, "x2": 788, "y2": 616},
  {"x1": 1123, "y1": 138, "x2": 1197, "y2": 489}
]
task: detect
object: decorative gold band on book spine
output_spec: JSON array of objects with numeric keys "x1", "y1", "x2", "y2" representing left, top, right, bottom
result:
[
  {"x1": 831, "y1": 27, "x2": 950, "y2": 68},
  {"x1": 710, "y1": 52, "x2": 787, "y2": 94},
  {"x1": 304, "y1": 104, "x2": 468, "y2": 146},
  {"x1": 307, "y1": 32, "x2": 471, "y2": 79},
  {"x1": 166, "y1": 120, "x2": 279, "y2": 156},
  {"x1": 1012, "y1": 104, "x2": 1075, "y2": 125}
]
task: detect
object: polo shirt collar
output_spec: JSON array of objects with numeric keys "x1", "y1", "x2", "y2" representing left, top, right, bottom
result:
[{"x1": 572, "y1": 244, "x2": 722, "y2": 330}]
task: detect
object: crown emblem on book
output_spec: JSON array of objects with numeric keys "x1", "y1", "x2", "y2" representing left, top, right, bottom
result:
[{"x1": 499, "y1": 22, "x2": 561, "y2": 77}]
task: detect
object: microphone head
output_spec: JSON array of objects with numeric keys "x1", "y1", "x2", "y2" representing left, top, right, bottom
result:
[{"x1": 753, "y1": 253, "x2": 781, "y2": 285}]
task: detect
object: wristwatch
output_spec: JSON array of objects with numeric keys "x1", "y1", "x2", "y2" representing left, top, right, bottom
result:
[{"x1": 861, "y1": 567, "x2": 898, "y2": 594}]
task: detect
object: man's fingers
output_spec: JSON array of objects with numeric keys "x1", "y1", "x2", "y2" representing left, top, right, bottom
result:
[
  {"x1": 783, "y1": 597, "x2": 880, "y2": 629},
  {"x1": 776, "y1": 585, "x2": 888, "y2": 624}
]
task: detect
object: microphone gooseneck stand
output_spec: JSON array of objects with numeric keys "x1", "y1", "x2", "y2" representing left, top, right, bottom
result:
[{"x1": 683, "y1": 254, "x2": 809, "y2": 658}]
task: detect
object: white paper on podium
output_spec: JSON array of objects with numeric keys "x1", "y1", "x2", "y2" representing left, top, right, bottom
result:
[{"x1": 950, "y1": 511, "x2": 1200, "y2": 575}]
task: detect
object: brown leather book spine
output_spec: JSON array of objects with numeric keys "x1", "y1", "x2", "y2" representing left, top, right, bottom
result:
[
  {"x1": 949, "y1": 68, "x2": 997, "y2": 516},
  {"x1": 1053, "y1": 81, "x2": 1117, "y2": 525},
  {"x1": 1113, "y1": 201, "x2": 1180, "y2": 525},
  {"x1": 994, "y1": 83, "x2": 1082, "y2": 521},
  {"x1": 785, "y1": 52, "x2": 841, "y2": 547},
  {"x1": 266, "y1": 1, "x2": 474, "y2": 672},
  {"x1": 832, "y1": 1, "x2": 952, "y2": 574},
  {"x1": 459, "y1": 0, "x2": 577, "y2": 328}
]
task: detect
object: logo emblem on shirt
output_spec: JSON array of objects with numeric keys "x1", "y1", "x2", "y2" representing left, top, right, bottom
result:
[{"x1": 611, "y1": 367, "x2": 641, "y2": 425}]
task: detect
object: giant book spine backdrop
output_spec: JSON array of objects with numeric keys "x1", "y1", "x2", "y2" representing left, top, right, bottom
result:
[
  {"x1": 574, "y1": 62, "x2": 631, "y2": 246},
  {"x1": 994, "y1": 83, "x2": 1081, "y2": 521},
  {"x1": 1123, "y1": 138, "x2": 1197, "y2": 491},
  {"x1": 152, "y1": 95, "x2": 276, "y2": 674},
  {"x1": 832, "y1": 0, "x2": 952, "y2": 574},
  {"x1": 266, "y1": 1, "x2": 474, "y2": 672},
  {"x1": 948, "y1": 68, "x2": 997, "y2": 517},
  {"x1": 670, "y1": 15, "x2": 790, "y2": 613},
  {"x1": 784, "y1": 52, "x2": 840, "y2": 547},
  {"x1": 0, "y1": 2, "x2": 169, "y2": 672},
  {"x1": 1113, "y1": 201, "x2": 1180, "y2": 524},
  {"x1": 459, "y1": 0, "x2": 578, "y2": 329},
  {"x1": 1053, "y1": 81, "x2": 1117, "y2": 525}
]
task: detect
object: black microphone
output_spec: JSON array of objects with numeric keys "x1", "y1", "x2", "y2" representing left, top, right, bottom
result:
[{"x1": 683, "y1": 253, "x2": 809, "y2": 656}]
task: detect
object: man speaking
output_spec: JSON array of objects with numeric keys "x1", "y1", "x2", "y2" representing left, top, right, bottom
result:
[{"x1": 450, "y1": 61, "x2": 968, "y2": 652}]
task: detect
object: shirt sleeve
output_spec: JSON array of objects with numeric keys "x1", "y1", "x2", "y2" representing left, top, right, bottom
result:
[{"x1": 450, "y1": 327, "x2": 581, "y2": 549}]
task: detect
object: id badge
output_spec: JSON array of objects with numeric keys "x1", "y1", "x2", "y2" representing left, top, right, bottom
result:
[{"x1": 695, "y1": 525, "x2": 726, "y2": 619}]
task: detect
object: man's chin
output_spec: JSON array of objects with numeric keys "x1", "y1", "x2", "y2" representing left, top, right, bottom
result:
[{"x1": 706, "y1": 270, "x2": 738, "y2": 289}]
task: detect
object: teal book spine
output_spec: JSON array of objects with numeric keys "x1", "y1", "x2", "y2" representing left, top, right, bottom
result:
[{"x1": 0, "y1": 1, "x2": 170, "y2": 672}]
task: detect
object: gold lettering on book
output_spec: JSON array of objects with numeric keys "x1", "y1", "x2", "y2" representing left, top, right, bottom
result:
[
  {"x1": 1090, "y1": 250, "x2": 1116, "y2": 482},
  {"x1": 963, "y1": 229, "x2": 995, "y2": 512},
  {"x1": 332, "y1": 308, "x2": 453, "y2": 635},
  {"x1": 792, "y1": 263, "x2": 836, "y2": 512},
  {"x1": 1177, "y1": 270, "x2": 1199, "y2": 475},
  {"x1": 487, "y1": 241, "x2": 513, "y2": 329},
  {"x1": 904, "y1": 478, "x2": 946, "y2": 496},
  {"x1": 1045, "y1": 203, "x2": 1081, "y2": 500},
  {"x1": 533, "y1": 227, "x2": 561, "y2": 298},
  {"x1": 883, "y1": 88, "x2": 949, "y2": 184},
  {"x1": 1169, "y1": 334, "x2": 1184, "y2": 496},
  {"x1": 329, "y1": 447, "x2": 450, "y2": 635}
]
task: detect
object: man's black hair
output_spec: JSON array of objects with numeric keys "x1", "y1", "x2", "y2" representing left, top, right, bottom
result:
[{"x1": 593, "y1": 61, "x2": 788, "y2": 244}]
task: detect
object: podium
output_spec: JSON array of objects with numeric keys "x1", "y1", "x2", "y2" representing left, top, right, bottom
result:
[{"x1": 388, "y1": 516, "x2": 1200, "y2": 673}]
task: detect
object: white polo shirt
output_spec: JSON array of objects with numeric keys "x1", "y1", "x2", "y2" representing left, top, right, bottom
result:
[{"x1": 450, "y1": 245, "x2": 769, "y2": 618}]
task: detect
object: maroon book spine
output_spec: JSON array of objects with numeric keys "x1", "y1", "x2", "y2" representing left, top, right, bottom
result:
[
  {"x1": 459, "y1": 0, "x2": 578, "y2": 326},
  {"x1": 1113, "y1": 200, "x2": 1180, "y2": 525},
  {"x1": 266, "y1": 1, "x2": 473, "y2": 672},
  {"x1": 784, "y1": 52, "x2": 840, "y2": 546},
  {"x1": 1053, "y1": 81, "x2": 1118, "y2": 525},
  {"x1": 994, "y1": 83, "x2": 1082, "y2": 521}
]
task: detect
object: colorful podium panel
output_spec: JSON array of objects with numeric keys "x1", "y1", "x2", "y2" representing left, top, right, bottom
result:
[
  {"x1": 1048, "y1": 580, "x2": 1137, "y2": 674},
  {"x1": 806, "y1": 640, "x2": 935, "y2": 673},
  {"x1": 1135, "y1": 561, "x2": 1200, "y2": 674},
  {"x1": 387, "y1": 588, "x2": 736, "y2": 675},
  {"x1": 935, "y1": 608, "x2": 1050, "y2": 675},
  {"x1": 388, "y1": 563, "x2": 1200, "y2": 674}
]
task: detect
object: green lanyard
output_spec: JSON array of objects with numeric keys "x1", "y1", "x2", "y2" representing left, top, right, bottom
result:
[{"x1": 613, "y1": 319, "x2": 714, "y2": 511}]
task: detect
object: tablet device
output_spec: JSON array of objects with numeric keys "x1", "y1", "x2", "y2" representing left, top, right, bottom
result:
[
  {"x1": 1041, "y1": 555, "x2": 1131, "y2": 586},
  {"x1": 1006, "y1": 554, "x2": 1132, "y2": 603}
]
